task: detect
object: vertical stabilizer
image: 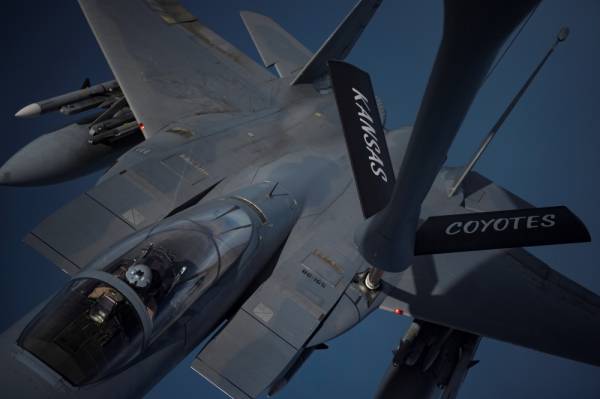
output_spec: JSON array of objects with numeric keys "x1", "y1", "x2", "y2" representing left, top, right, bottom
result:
[
  {"x1": 291, "y1": 0, "x2": 383, "y2": 85},
  {"x1": 240, "y1": 11, "x2": 312, "y2": 78}
]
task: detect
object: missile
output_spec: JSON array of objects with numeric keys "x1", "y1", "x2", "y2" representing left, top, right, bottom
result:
[
  {"x1": 440, "y1": 334, "x2": 480, "y2": 399},
  {"x1": 375, "y1": 321, "x2": 480, "y2": 399},
  {"x1": 14, "y1": 103, "x2": 42, "y2": 118},
  {"x1": 59, "y1": 96, "x2": 107, "y2": 116},
  {"x1": 391, "y1": 322, "x2": 422, "y2": 367},
  {"x1": 14, "y1": 80, "x2": 119, "y2": 118},
  {"x1": 89, "y1": 108, "x2": 135, "y2": 136},
  {"x1": 422, "y1": 328, "x2": 454, "y2": 372},
  {"x1": 89, "y1": 120, "x2": 140, "y2": 145}
]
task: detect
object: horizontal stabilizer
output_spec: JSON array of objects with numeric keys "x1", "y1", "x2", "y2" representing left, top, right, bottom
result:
[
  {"x1": 192, "y1": 237, "x2": 362, "y2": 398},
  {"x1": 415, "y1": 206, "x2": 591, "y2": 255},
  {"x1": 240, "y1": 11, "x2": 312, "y2": 78},
  {"x1": 329, "y1": 60, "x2": 395, "y2": 218},
  {"x1": 292, "y1": 0, "x2": 383, "y2": 85}
]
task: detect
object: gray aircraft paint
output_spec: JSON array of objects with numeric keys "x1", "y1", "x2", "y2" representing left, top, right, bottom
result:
[{"x1": 0, "y1": 0, "x2": 596, "y2": 399}]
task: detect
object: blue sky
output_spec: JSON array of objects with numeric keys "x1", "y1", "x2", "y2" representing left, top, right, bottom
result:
[{"x1": 1, "y1": 1, "x2": 599, "y2": 398}]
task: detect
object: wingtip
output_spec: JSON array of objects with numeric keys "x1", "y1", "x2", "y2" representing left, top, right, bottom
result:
[
  {"x1": 15, "y1": 103, "x2": 41, "y2": 118},
  {"x1": 240, "y1": 10, "x2": 269, "y2": 22},
  {"x1": 239, "y1": 10, "x2": 252, "y2": 20}
]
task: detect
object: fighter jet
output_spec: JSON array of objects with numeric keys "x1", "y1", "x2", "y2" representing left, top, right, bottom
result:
[{"x1": 1, "y1": 0, "x2": 598, "y2": 398}]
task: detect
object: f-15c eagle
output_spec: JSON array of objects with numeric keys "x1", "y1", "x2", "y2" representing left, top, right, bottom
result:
[{"x1": 0, "y1": 1, "x2": 597, "y2": 398}]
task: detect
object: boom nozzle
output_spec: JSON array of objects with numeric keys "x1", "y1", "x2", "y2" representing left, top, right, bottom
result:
[{"x1": 557, "y1": 26, "x2": 570, "y2": 42}]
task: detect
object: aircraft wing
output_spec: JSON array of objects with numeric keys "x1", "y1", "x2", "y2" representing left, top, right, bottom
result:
[
  {"x1": 382, "y1": 171, "x2": 600, "y2": 366},
  {"x1": 78, "y1": 0, "x2": 275, "y2": 138},
  {"x1": 383, "y1": 247, "x2": 600, "y2": 367}
]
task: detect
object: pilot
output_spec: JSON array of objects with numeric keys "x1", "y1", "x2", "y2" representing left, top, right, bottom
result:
[
  {"x1": 125, "y1": 263, "x2": 158, "y2": 318},
  {"x1": 134, "y1": 245, "x2": 185, "y2": 298},
  {"x1": 88, "y1": 286, "x2": 123, "y2": 324},
  {"x1": 125, "y1": 263, "x2": 153, "y2": 290},
  {"x1": 89, "y1": 244, "x2": 185, "y2": 324}
]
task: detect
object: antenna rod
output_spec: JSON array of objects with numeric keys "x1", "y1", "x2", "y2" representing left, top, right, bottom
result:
[{"x1": 448, "y1": 26, "x2": 569, "y2": 198}]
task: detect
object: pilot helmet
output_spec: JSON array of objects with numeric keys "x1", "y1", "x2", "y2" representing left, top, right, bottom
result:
[{"x1": 125, "y1": 264, "x2": 153, "y2": 289}]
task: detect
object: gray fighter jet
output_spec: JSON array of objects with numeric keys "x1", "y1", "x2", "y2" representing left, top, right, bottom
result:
[{"x1": 1, "y1": 1, "x2": 598, "y2": 398}]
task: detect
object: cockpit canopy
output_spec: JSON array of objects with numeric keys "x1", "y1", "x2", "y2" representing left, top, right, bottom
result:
[
  {"x1": 95, "y1": 226, "x2": 222, "y2": 336},
  {"x1": 20, "y1": 205, "x2": 253, "y2": 386},
  {"x1": 20, "y1": 279, "x2": 144, "y2": 386}
]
